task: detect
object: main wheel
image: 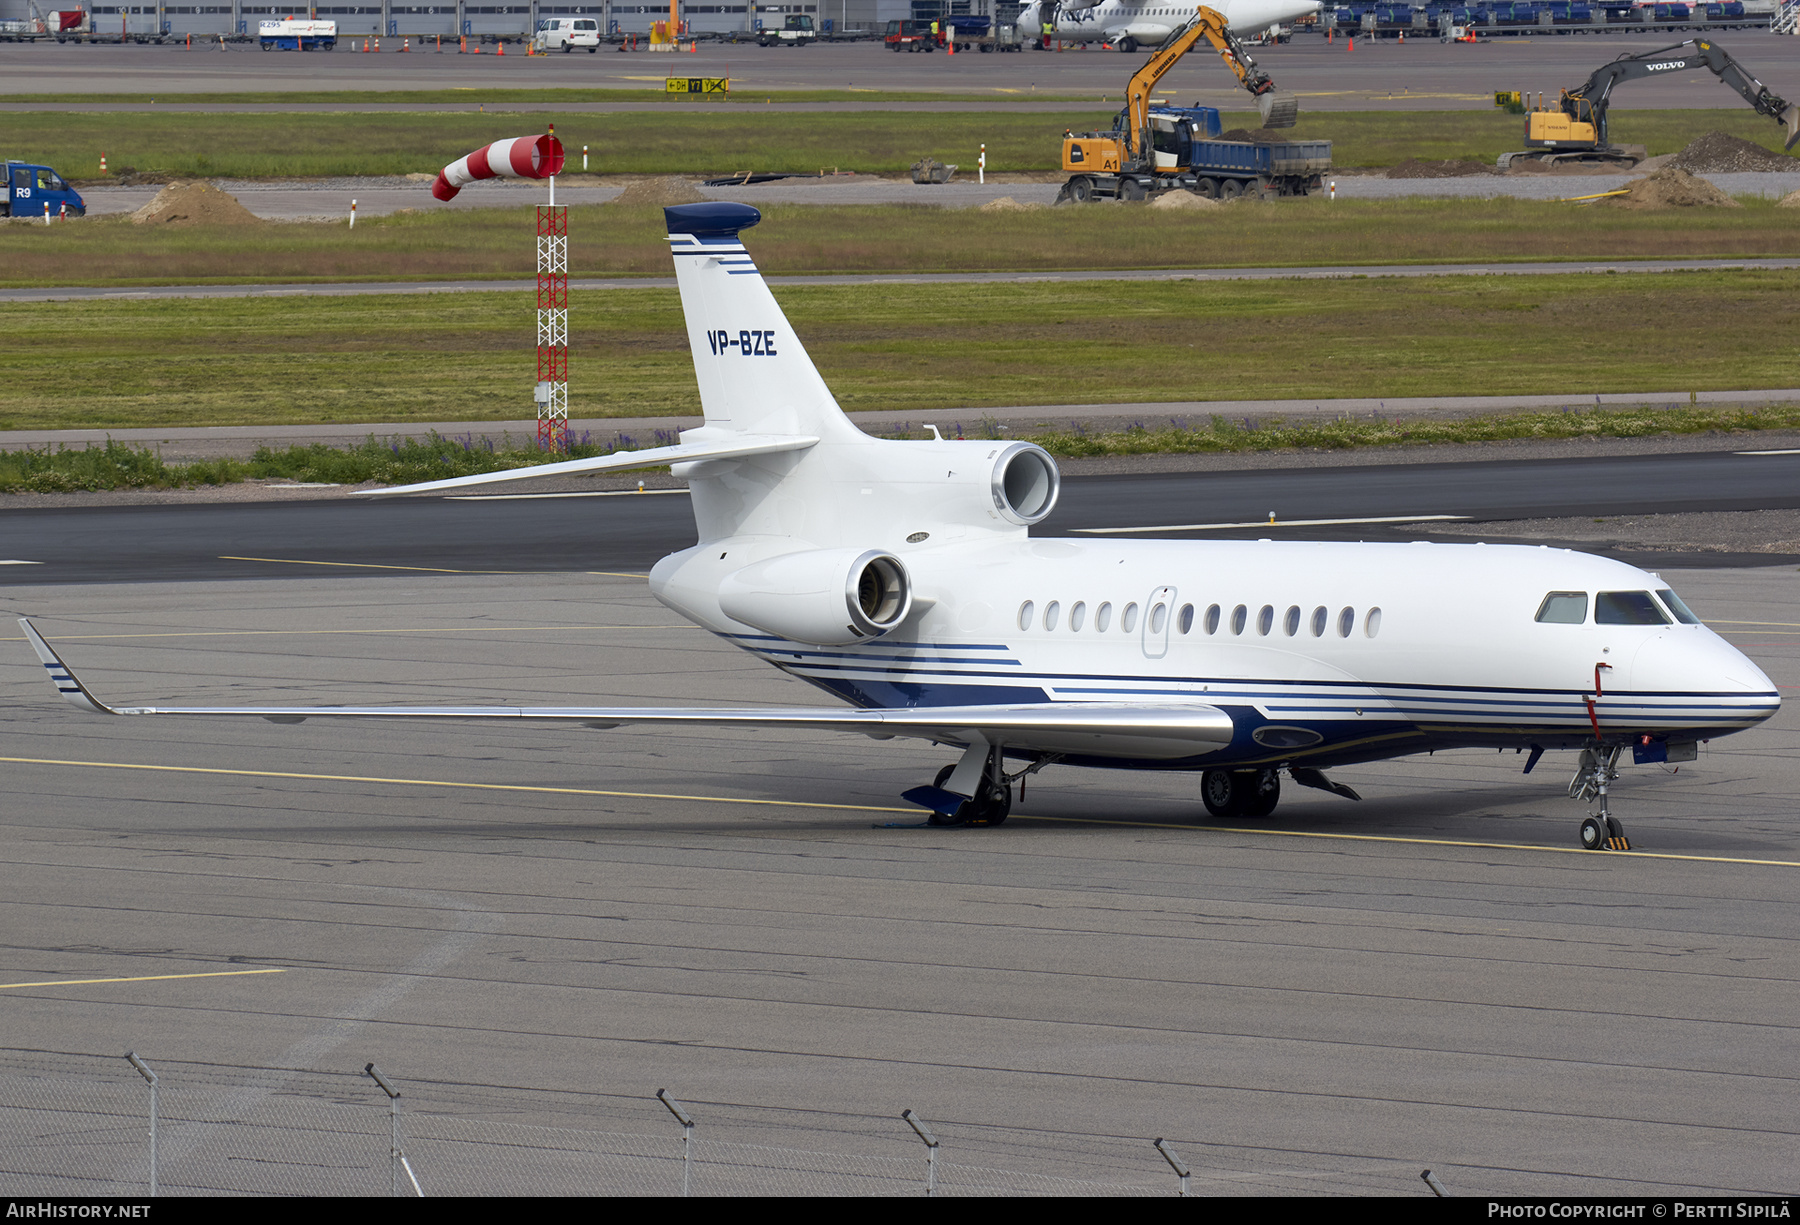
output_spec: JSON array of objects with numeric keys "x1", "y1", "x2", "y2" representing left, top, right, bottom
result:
[
  {"x1": 1196, "y1": 177, "x2": 1220, "y2": 199},
  {"x1": 1200, "y1": 769, "x2": 1238, "y2": 817},
  {"x1": 1221, "y1": 178, "x2": 1245, "y2": 200},
  {"x1": 1067, "y1": 177, "x2": 1094, "y2": 204},
  {"x1": 1116, "y1": 36, "x2": 1137, "y2": 51},
  {"x1": 1580, "y1": 816, "x2": 1605, "y2": 850},
  {"x1": 1241, "y1": 769, "x2": 1281, "y2": 818},
  {"x1": 965, "y1": 780, "x2": 1012, "y2": 827},
  {"x1": 1121, "y1": 178, "x2": 1146, "y2": 201}
]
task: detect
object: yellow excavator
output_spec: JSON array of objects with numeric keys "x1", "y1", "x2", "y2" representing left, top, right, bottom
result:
[{"x1": 1058, "y1": 5, "x2": 1306, "y2": 204}]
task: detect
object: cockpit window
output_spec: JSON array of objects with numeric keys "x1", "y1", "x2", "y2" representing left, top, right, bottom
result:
[
  {"x1": 1535, "y1": 592, "x2": 1588, "y2": 624},
  {"x1": 1595, "y1": 591, "x2": 1670, "y2": 626},
  {"x1": 1656, "y1": 589, "x2": 1703, "y2": 625}
]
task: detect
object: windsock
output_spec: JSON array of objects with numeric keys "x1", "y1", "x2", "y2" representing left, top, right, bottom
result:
[{"x1": 432, "y1": 134, "x2": 566, "y2": 202}]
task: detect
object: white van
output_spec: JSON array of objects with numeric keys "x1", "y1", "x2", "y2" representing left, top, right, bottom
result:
[{"x1": 534, "y1": 17, "x2": 601, "y2": 52}]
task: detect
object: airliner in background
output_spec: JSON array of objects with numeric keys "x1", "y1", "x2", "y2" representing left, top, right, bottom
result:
[
  {"x1": 22, "y1": 200, "x2": 1778, "y2": 852},
  {"x1": 1017, "y1": 0, "x2": 1323, "y2": 50}
]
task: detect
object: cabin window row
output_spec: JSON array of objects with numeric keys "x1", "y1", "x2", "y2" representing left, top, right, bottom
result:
[{"x1": 1018, "y1": 600, "x2": 1383, "y2": 639}]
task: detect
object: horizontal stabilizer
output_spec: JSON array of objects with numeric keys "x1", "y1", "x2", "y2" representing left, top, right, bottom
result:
[{"x1": 362, "y1": 433, "x2": 818, "y2": 497}]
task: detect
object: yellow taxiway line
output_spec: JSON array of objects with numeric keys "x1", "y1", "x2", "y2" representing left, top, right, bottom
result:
[
  {"x1": 5, "y1": 756, "x2": 1798, "y2": 869},
  {"x1": 0, "y1": 969, "x2": 286, "y2": 991}
]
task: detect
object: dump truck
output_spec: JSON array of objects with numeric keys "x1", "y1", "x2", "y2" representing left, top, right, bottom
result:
[
  {"x1": 1500, "y1": 38, "x2": 1799, "y2": 170},
  {"x1": 3, "y1": 161, "x2": 85, "y2": 219},
  {"x1": 1056, "y1": 6, "x2": 1323, "y2": 203}
]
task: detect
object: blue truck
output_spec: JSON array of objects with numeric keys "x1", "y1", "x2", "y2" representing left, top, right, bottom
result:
[
  {"x1": 3, "y1": 160, "x2": 85, "y2": 219},
  {"x1": 1060, "y1": 106, "x2": 1332, "y2": 202}
]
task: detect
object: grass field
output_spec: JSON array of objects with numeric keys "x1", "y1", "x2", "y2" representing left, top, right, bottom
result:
[
  {"x1": 6, "y1": 108, "x2": 1797, "y2": 181},
  {"x1": 11, "y1": 400, "x2": 1800, "y2": 491},
  {"x1": 4, "y1": 88, "x2": 1095, "y2": 106},
  {"x1": 5, "y1": 197, "x2": 1798, "y2": 287},
  {"x1": 2, "y1": 271, "x2": 1795, "y2": 432}
]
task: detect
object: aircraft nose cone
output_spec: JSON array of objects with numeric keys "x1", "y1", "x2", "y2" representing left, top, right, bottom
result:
[{"x1": 1631, "y1": 630, "x2": 1780, "y2": 731}]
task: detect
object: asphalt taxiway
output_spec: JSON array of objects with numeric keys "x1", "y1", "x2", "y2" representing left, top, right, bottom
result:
[{"x1": 1, "y1": 558, "x2": 1797, "y2": 1195}]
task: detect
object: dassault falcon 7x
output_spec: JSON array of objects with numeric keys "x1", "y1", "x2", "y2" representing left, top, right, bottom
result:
[
  {"x1": 22, "y1": 202, "x2": 1778, "y2": 850},
  {"x1": 1016, "y1": 0, "x2": 1323, "y2": 51}
]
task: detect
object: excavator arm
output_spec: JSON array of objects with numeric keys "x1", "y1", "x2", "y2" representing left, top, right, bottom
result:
[
  {"x1": 1121, "y1": 5, "x2": 1295, "y2": 162},
  {"x1": 1563, "y1": 39, "x2": 1799, "y2": 152}
]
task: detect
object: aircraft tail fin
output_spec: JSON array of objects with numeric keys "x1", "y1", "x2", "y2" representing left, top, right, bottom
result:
[{"x1": 664, "y1": 203, "x2": 861, "y2": 441}]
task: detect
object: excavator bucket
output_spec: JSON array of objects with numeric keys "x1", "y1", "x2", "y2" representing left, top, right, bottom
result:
[
  {"x1": 1258, "y1": 90, "x2": 1298, "y2": 130},
  {"x1": 1783, "y1": 103, "x2": 1800, "y2": 152}
]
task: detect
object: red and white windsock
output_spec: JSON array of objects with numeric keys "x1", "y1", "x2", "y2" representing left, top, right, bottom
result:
[{"x1": 432, "y1": 134, "x2": 566, "y2": 202}]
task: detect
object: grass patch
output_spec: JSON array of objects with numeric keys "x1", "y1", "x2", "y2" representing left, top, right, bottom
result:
[
  {"x1": 6, "y1": 88, "x2": 1097, "y2": 106},
  {"x1": 4, "y1": 197, "x2": 1798, "y2": 288},
  {"x1": 1029, "y1": 403, "x2": 1800, "y2": 457},
  {"x1": 11, "y1": 402, "x2": 1800, "y2": 492},
  {"x1": 0, "y1": 429, "x2": 664, "y2": 492},
  {"x1": 7, "y1": 107, "x2": 1797, "y2": 182},
  {"x1": 1, "y1": 271, "x2": 1797, "y2": 431}
]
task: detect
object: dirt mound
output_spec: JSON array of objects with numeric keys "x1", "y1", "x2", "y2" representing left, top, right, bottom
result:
[
  {"x1": 611, "y1": 176, "x2": 705, "y2": 207},
  {"x1": 1603, "y1": 165, "x2": 1742, "y2": 210},
  {"x1": 1217, "y1": 128, "x2": 1289, "y2": 144},
  {"x1": 1149, "y1": 190, "x2": 1221, "y2": 211},
  {"x1": 1670, "y1": 130, "x2": 1798, "y2": 174},
  {"x1": 129, "y1": 181, "x2": 262, "y2": 226},
  {"x1": 1385, "y1": 158, "x2": 1494, "y2": 179},
  {"x1": 1778, "y1": 188, "x2": 1800, "y2": 209},
  {"x1": 978, "y1": 196, "x2": 1045, "y2": 212}
]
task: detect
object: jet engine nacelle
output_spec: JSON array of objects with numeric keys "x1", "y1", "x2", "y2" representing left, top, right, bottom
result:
[{"x1": 718, "y1": 548, "x2": 913, "y2": 646}]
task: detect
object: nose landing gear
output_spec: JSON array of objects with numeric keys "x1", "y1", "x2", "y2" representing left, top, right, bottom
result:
[{"x1": 1570, "y1": 746, "x2": 1630, "y2": 851}]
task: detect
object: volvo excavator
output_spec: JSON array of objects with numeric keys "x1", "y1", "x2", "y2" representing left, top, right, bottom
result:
[
  {"x1": 1056, "y1": 5, "x2": 1309, "y2": 203},
  {"x1": 1500, "y1": 39, "x2": 1800, "y2": 171}
]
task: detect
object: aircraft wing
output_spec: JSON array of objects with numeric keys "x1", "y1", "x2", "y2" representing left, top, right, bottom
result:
[
  {"x1": 21, "y1": 620, "x2": 1233, "y2": 759},
  {"x1": 360, "y1": 432, "x2": 819, "y2": 498}
]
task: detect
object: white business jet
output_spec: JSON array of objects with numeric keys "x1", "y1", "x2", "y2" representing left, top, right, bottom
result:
[
  {"x1": 21, "y1": 202, "x2": 1779, "y2": 850},
  {"x1": 1016, "y1": 0, "x2": 1323, "y2": 52}
]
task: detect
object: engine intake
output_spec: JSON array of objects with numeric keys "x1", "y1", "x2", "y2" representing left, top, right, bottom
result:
[
  {"x1": 991, "y1": 442, "x2": 1061, "y2": 527},
  {"x1": 719, "y1": 548, "x2": 914, "y2": 646}
]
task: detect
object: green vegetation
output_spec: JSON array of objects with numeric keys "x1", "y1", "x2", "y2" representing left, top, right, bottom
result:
[
  {"x1": 7, "y1": 107, "x2": 1796, "y2": 182},
  {"x1": 1031, "y1": 402, "x2": 1800, "y2": 456},
  {"x1": 5, "y1": 197, "x2": 1798, "y2": 288},
  {"x1": 3, "y1": 88, "x2": 1094, "y2": 107},
  {"x1": 2, "y1": 271, "x2": 1797, "y2": 432},
  {"x1": 0, "y1": 432, "x2": 642, "y2": 492},
  {"x1": 11, "y1": 401, "x2": 1800, "y2": 492}
]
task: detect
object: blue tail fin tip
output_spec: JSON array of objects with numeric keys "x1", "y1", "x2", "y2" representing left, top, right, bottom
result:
[{"x1": 664, "y1": 201, "x2": 762, "y2": 237}]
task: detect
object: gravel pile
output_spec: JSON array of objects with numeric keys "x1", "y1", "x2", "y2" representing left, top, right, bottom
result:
[
  {"x1": 130, "y1": 181, "x2": 263, "y2": 226},
  {"x1": 1670, "y1": 131, "x2": 1798, "y2": 174},
  {"x1": 1779, "y1": 188, "x2": 1800, "y2": 209},
  {"x1": 978, "y1": 196, "x2": 1046, "y2": 212},
  {"x1": 1148, "y1": 190, "x2": 1220, "y2": 210},
  {"x1": 610, "y1": 176, "x2": 705, "y2": 207},
  {"x1": 1386, "y1": 158, "x2": 1495, "y2": 179},
  {"x1": 1604, "y1": 165, "x2": 1742, "y2": 210}
]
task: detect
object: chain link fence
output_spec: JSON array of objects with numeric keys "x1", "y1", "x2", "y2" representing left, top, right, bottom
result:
[{"x1": 0, "y1": 1048, "x2": 1438, "y2": 1196}]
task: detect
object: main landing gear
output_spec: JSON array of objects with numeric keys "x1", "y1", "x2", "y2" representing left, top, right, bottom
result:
[
  {"x1": 927, "y1": 763, "x2": 1011, "y2": 826},
  {"x1": 1200, "y1": 768, "x2": 1280, "y2": 818},
  {"x1": 1570, "y1": 746, "x2": 1630, "y2": 851}
]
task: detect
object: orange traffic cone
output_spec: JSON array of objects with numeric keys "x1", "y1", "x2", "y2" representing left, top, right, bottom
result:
[
  {"x1": 497, "y1": 40, "x2": 504, "y2": 54},
  {"x1": 1347, "y1": 35, "x2": 1354, "y2": 50},
  {"x1": 401, "y1": 37, "x2": 410, "y2": 51}
]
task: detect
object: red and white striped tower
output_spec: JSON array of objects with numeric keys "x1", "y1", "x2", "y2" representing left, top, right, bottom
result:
[{"x1": 536, "y1": 176, "x2": 569, "y2": 453}]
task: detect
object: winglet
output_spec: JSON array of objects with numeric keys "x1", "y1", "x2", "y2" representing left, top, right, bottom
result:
[{"x1": 18, "y1": 619, "x2": 118, "y2": 715}]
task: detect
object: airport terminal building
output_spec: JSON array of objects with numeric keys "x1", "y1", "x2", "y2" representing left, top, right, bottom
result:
[{"x1": 0, "y1": 0, "x2": 1016, "y2": 39}]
